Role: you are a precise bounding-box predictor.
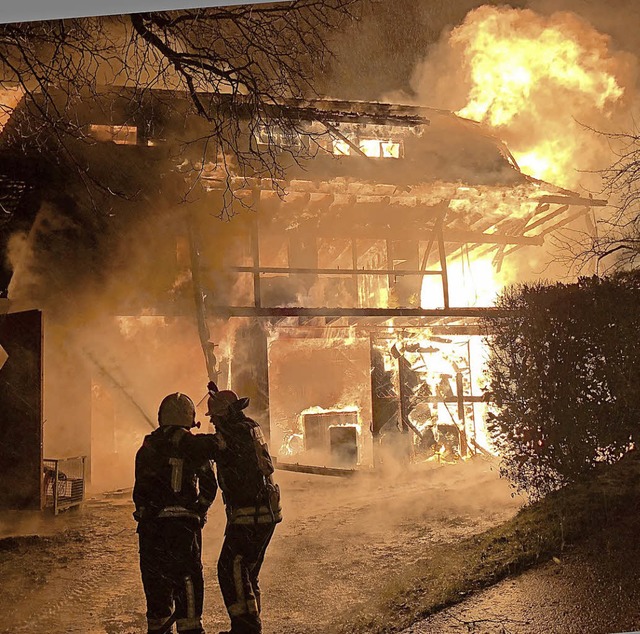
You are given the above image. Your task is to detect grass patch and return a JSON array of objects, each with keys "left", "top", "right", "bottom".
[{"left": 330, "top": 451, "right": 640, "bottom": 634}]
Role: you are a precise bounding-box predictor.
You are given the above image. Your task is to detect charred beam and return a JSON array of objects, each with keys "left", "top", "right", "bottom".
[
  {"left": 420, "top": 210, "right": 446, "bottom": 271},
  {"left": 424, "top": 396, "right": 486, "bottom": 403},
  {"left": 429, "top": 325, "right": 485, "bottom": 336},
  {"left": 187, "top": 215, "right": 218, "bottom": 382},
  {"left": 231, "top": 266, "right": 444, "bottom": 276},
  {"left": 264, "top": 99, "right": 431, "bottom": 127},
  {"left": 521, "top": 204, "right": 570, "bottom": 234},
  {"left": 437, "top": 224, "right": 450, "bottom": 309},
  {"left": 274, "top": 461, "right": 359, "bottom": 477},
  {"left": 351, "top": 238, "right": 359, "bottom": 301},
  {"left": 536, "top": 195, "right": 607, "bottom": 207},
  {"left": 208, "top": 306, "right": 508, "bottom": 318},
  {"left": 504, "top": 208, "right": 591, "bottom": 257},
  {"left": 286, "top": 226, "right": 545, "bottom": 245},
  {"left": 324, "top": 123, "right": 369, "bottom": 158}
]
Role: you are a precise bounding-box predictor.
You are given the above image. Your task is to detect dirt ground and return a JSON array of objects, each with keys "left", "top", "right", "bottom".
[
  {"left": 402, "top": 503, "right": 640, "bottom": 634},
  {"left": 0, "top": 459, "right": 520, "bottom": 634}
]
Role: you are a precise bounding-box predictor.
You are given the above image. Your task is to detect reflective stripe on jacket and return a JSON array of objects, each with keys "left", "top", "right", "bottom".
[
  {"left": 227, "top": 500, "right": 283, "bottom": 525},
  {"left": 133, "top": 426, "right": 218, "bottom": 523}
]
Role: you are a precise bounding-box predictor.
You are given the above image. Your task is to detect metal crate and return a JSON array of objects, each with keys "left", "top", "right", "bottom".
[{"left": 43, "top": 456, "right": 86, "bottom": 514}]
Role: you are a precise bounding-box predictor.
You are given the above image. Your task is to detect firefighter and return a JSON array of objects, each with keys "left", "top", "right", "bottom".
[
  {"left": 133, "top": 392, "right": 219, "bottom": 634},
  {"left": 206, "top": 386, "right": 282, "bottom": 634}
]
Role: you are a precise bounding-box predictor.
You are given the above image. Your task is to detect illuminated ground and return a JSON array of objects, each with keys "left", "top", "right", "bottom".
[
  {"left": 402, "top": 510, "right": 640, "bottom": 634},
  {"left": 0, "top": 459, "right": 519, "bottom": 634}
]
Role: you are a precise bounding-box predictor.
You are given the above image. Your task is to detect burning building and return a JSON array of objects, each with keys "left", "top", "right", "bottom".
[
  {"left": 179, "top": 97, "right": 606, "bottom": 472},
  {"left": 0, "top": 86, "right": 606, "bottom": 504}
]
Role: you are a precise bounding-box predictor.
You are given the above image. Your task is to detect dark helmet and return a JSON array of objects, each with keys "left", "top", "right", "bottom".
[
  {"left": 206, "top": 389, "right": 250, "bottom": 417},
  {"left": 158, "top": 392, "right": 196, "bottom": 427}
]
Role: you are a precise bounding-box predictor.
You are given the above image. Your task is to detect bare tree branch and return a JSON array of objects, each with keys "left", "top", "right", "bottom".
[
  {"left": 559, "top": 123, "right": 640, "bottom": 272},
  {"left": 0, "top": 1, "right": 365, "bottom": 216}
]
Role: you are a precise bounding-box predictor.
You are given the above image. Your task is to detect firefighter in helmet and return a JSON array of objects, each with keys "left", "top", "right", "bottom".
[
  {"left": 206, "top": 384, "right": 282, "bottom": 634},
  {"left": 133, "top": 392, "right": 219, "bottom": 634}
]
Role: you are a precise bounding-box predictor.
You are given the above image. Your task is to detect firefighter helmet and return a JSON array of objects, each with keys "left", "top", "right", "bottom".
[
  {"left": 206, "top": 389, "right": 250, "bottom": 417},
  {"left": 158, "top": 392, "right": 196, "bottom": 427}
]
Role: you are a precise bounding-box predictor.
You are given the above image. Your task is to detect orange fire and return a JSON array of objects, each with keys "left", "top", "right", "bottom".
[
  {"left": 421, "top": 254, "right": 513, "bottom": 309},
  {"left": 450, "top": 6, "right": 629, "bottom": 188}
]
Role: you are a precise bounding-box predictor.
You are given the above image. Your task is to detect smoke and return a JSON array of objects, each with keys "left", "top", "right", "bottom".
[
  {"left": 528, "top": 0, "right": 640, "bottom": 59},
  {"left": 2, "top": 144, "right": 225, "bottom": 492},
  {"left": 6, "top": 2, "right": 639, "bottom": 492}
]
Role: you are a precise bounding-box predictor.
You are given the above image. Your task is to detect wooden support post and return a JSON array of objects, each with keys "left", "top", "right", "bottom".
[
  {"left": 370, "top": 336, "right": 402, "bottom": 468},
  {"left": 386, "top": 239, "right": 394, "bottom": 295},
  {"left": 455, "top": 372, "right": 469, "bottom": 457},
  {"left": 584, "top": 208, "right": 598, "bottom": 275},
  {"left": 53, "top": 461, "right": 59, "bottom": 516},
  {"left": 467, "top": 340, "right": 477, "bottom": 454},
  {"left": 492, "top": 245, "right": 506, "bottom": 273},
  {"left": 187, "top": 214, "right": 218, "bottom": 382},
  {"left": 397, "top": 350, "right": 410, "bottom": 436},
  {"left": 437, "top": 225, "right": 450, "bottom": 309},
  {"left": 369, "top": 336, "right": 382, "bottom": 468},
  {"left": 251, "top": 216, "right": 262, "bottom": 309},
  {"left": 420, "top": 210, "right": 447, "bottom": 271},
  {"left": 351, "top": 238, "right": 359, "bottom": 305}
]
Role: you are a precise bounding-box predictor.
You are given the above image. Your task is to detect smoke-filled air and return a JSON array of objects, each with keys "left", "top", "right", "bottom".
[{"left": 2, "top": 3, "right": 640, "bottom": 633}]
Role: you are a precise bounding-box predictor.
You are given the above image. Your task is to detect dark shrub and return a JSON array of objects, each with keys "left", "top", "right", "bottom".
[{"left": 483, "top": 271, "right": 640, "bottom": 499}]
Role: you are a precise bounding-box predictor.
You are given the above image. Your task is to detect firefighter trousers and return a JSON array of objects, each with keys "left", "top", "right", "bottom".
[
  {"left": 138, "top": 517, "right": 205, "bottom": 634},
  {"left": 217, "top": 522, "right": 276, "bottom": 634}
]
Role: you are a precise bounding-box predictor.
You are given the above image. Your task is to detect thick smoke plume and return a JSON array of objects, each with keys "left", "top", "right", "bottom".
[{"left": 3, "top": 155, "right": 226, "bottom": 491}]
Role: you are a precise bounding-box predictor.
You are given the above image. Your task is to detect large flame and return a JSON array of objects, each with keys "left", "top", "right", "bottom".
[
  {"left": 446, "top": 6, "right": 630, "bottom": 187},
  {"left": 421, "top": 253, "right": 515, "bottom": 309}
]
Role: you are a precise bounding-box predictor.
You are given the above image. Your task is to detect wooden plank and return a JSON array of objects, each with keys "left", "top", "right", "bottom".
[
  {"left": 521, "top": 204, "right": 569, "bottom": 234},
  {"left": 251, "top": 215, "right": 262, "bottom": 308},
  {"left": 207, "top": 306, "right": 508, "bottom": 318},
  {"left": 274, "top": 461, "right": 361, "bottom": 477},
  {"left": 437, "top": 224, "right": 450, "bottom": 309},
  {"left": 537, "top": 195, "right": 607, "bottom": 207},
  {"left": 231, "top": 265, "right": 443, "bottom": 276},
  {"left": 420, "top": 210, "right": 446, "bottom": 271}
]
